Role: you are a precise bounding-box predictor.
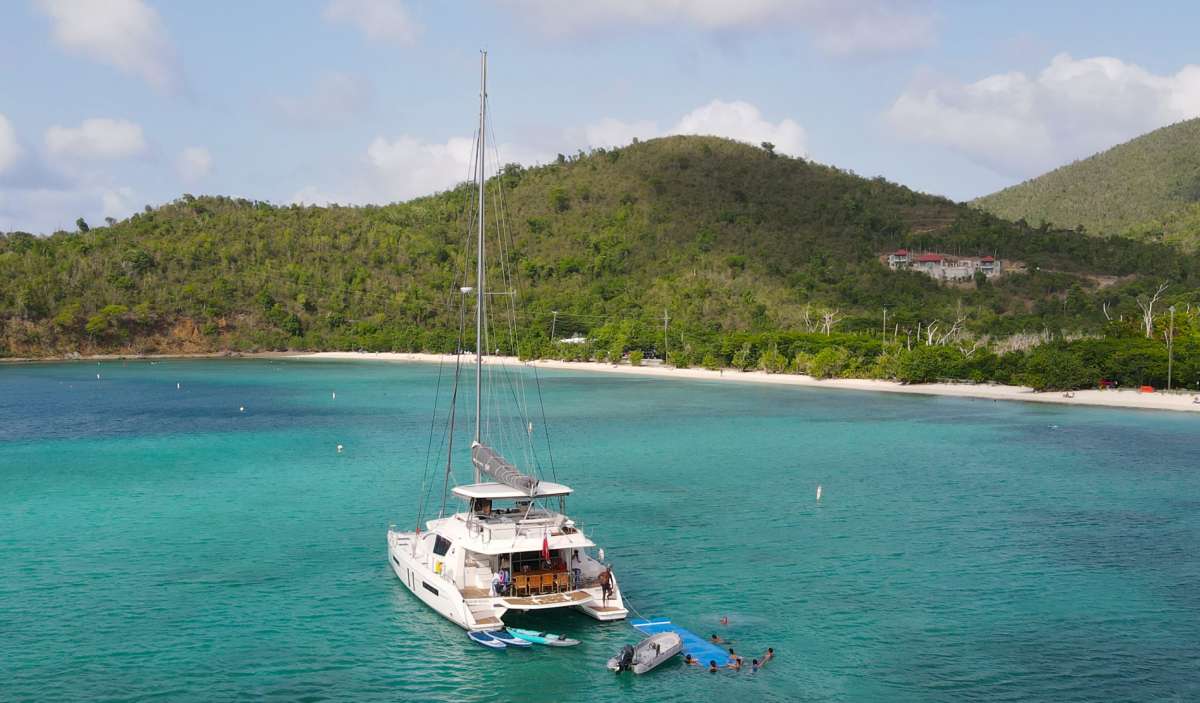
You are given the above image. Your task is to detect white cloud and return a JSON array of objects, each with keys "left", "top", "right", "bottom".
[
  {"left": 293, "top": 98, "right": 804, "bottom": 206},
  {"left": 0, "top": 185, "right": 140, "bottom": 233},
  {"left": 323, "top": 0, "right": 420, "bottom": 45},
  {"left": 504, "top": 0, "right": 934, "bottom": 57},
  {"left": 36, "top": 0, "right": 182, "bottom": 92},
  {"left": 177, "top": 146, "right": 212, "bottom": 183},
  {"left": 100, "top": 186, "right": 137, "bottom": 219},
  {"left": 571, "top": 99, "right": 806, "bottom": 156},
  {"left": 673, "top": 100, "right": 806, "bottom": 154},
  {"left": 885, "top": 53, "right": 1200, "bottom": 178},
  {"left": 45, "top": 118, "right": 147, "bottom": 161},
  {"left": 293, "top": 135, "right": 547, "bottom": 205},
  {"left": 273, "top": 72, "right": 373, "bottom": 127},
  {"left": 0, "top": 114, "right": 21, "bottom": 174}
]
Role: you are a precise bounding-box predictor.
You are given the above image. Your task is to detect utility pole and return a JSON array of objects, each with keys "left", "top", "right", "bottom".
[
  {"left": 1168, "top": 305, "right": 1175, "bottom": 391},
  {"left": 663, "top": 309, "right": 669, "bottom": 361},
  {"left": 882, "top": 307, "right": 888, "bottom": 341},
  {"left": 550, "top": 310, "right": 558, "bottom": 341}
]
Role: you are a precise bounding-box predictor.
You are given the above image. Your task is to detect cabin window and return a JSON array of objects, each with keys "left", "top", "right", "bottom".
[{"left": 433, "top": 535, "right": 452, "bottom": 557}]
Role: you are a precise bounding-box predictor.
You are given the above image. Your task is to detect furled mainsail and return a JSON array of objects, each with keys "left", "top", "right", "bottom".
[{"left": 471, "top": 442, "right": 539, "bottom": 495}]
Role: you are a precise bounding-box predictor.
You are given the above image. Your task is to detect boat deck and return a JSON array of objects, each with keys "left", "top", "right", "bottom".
[
  {"left": 462, "top": 586, "right": 597, "bottom": 607},
  {"left": 502, "top": 590, "right": 592, "bottom": 607}
]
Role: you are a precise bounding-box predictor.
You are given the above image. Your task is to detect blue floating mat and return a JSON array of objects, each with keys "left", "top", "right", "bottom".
[{"left": 631, "top": 618, "right": 731, "bottom": 666}]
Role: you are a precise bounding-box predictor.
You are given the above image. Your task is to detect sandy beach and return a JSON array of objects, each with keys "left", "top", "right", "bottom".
[{"left": 299, "top": 351, "right": 1200, "bottom": 414}]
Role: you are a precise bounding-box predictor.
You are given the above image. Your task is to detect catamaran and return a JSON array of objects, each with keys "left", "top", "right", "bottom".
[{"left": 386, "top": 52, "right": 627, "bottom": 632}]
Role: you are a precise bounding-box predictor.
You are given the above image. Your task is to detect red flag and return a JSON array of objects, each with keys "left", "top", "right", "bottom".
[{"left": 541, "top": 530, "right": 550, "bottom": 561}]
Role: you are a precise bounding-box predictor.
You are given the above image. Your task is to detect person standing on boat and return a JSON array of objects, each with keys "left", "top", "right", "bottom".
[
  {"left": 570, "top": 550, "right": 582, "bottom": 589},
  {"left": 599, "top": 565, "right": 613, "bottom": 604}
]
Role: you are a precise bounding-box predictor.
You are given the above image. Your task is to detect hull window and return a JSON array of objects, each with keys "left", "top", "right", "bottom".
[
  {"left": 391, "top": 555, "right": 401, "bottom": 566},
  {"left": 422, "top": 582, "right": 439, "bottom": 597}
]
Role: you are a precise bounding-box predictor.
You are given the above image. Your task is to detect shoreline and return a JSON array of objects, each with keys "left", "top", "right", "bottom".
[
  {"left": 298, "top": 351, "right": 1200, "bottom": 414},
  {"left": 0, "top": 351, "right": 294, "bottom": 364}
]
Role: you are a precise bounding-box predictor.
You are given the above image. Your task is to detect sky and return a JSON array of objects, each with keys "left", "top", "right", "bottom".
[{"left": 3, "top": 0, "right": 1200, "bottom": 233}]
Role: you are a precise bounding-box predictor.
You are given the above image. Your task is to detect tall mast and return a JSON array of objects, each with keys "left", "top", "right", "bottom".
[{"left": 474, "top": 50, "right": 487, "bottom": 480}]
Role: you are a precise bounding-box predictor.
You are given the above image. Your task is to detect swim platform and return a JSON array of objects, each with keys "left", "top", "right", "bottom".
[{"left": 631, "top": 618, "right": 732, "bottom": 667}]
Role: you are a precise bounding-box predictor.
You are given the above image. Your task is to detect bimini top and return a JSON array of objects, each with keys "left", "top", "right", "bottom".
[{"left": 452, "top": 481, "right": 573, "bottom": 500}]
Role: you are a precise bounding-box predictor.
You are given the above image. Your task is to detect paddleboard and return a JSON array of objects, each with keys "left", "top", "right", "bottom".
[
  {"left": 506, "top": 627, "right": 581, "bottom": 647},
  {"left": 468, "top": 630, "right": 506, "bottom": 649},
  {"left": 488, "top": 630, "right": 532, "bottom": 647}
]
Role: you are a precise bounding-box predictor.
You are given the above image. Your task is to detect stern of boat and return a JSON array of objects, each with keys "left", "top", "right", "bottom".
[{"left": 576, "top": 573, "right": 628, "bottom": 622}]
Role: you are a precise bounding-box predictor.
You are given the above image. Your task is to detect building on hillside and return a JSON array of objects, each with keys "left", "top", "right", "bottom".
[
  {"left": 887, "top": 249, "right": 912, "bottom": 269},
  {"left": 914, "top": 253, "right": 946, "bottom": 276},
  {"left": 904, "top": 252, "right": 1004, "bottom": 281}
]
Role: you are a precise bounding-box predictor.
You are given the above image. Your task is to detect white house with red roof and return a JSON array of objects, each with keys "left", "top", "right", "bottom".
[
  {"left": 887, "top": 249, "right": 912, "bottom": 268},
  {"left": 892, "top": 251, "right": 1004, "bottom": 281}
]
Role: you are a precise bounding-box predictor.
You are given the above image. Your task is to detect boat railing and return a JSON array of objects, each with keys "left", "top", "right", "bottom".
[{"left": 463, "top": 513, "right": 568, "bottom": 543}]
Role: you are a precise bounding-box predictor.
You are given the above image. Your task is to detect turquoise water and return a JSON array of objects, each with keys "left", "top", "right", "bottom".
[{"left": 2, "top": 359, "right": 1198, "bottom": 702}]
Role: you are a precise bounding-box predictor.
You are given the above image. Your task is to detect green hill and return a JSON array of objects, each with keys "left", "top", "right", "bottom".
[
  {"left": 2, "top": 135, "right": 1198, "bottom": 389},
  {"left": 973, "top": 118, "right": 1200, "bottom": 247}
]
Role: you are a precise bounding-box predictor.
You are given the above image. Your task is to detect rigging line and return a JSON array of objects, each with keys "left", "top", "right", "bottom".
[
  {"left": 414, "top": 346, "right": 448, "bottom": 530},
  {"left": 532, "top": 364, "right": 559, "bottom": 482},
  {"left": 439, "top": 299, "right": 467, "bottom": 518},
  {"left": 486, "top": 112, "right": 538, "bottom": 463},
  {"left": 422, "top": 128, "right": 481, "bottom": 519}
]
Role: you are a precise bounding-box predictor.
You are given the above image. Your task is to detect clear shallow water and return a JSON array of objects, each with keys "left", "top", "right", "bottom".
[{"left": 1, "top": 359, "right": 1198, "bottom": 702}]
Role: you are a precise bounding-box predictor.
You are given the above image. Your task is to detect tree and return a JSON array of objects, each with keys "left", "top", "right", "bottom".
[
  {"left": 731, "top": 342, "right": 753, "bottom": 370},
  {"left": 76, "top": 217, "right": 89, "bottom": 233},
  {"left": 84, "top": 304, "right": 129, "bottom": 338},
  {"left": 549, "top": 187, "right": 570, "bottom": 212},
  {"left": 1018, "top": 345, "right": 1098, "bottom": 391},
  {"left": 761, "top": 142, "right": 776, "bottom": 158},
  {"left": 52, "top": 302, "right": 82, "bottom": 331},
  {"left": 758, "top": 343, "right": 787, "bottom": 373},
  {"left": 809, "top": 346, "right": 851, "bottom": 379},
  {"left": 1136, "top": 282, "right": 1168, "bottom": 338}
]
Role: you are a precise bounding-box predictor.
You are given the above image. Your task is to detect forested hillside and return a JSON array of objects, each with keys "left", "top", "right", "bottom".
[
  {"left": 3, "top": 136, "right": 1199, "bottom": 389},
  {"left": 974, "top": 118, "right": 1200, "bottom": 249}
]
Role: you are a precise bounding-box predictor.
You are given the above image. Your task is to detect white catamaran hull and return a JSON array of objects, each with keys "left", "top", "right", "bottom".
[
  {"left": 388, "top": 528, "right": 627, "bottom": 630},
  {"left": 388, "top": 530, "right": 502, "bottom": 630}
]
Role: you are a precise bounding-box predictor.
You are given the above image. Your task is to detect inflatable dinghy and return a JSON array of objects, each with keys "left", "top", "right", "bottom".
[
  {"left": 606, "top": 632, "right": 682, "bottom": 674},
  {"left": 467, "top": 630, "right": 507, "bottom": 649},
  {"left": 506, "top": 627, "right": 580, "bottom": 647}
]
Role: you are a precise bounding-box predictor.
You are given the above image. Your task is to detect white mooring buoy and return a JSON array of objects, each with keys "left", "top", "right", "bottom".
[
  {"left": 332, "top": 391, "right": 336, "bottom": 400},
  {"left": 239, "top": 406, "right": 245, "bottom": 413},
  {"left": 337, "top": 444, "right": 344, "bottom": 453},
  {"left": 816, "top": 484, "right": 823, "bottom": 502},
  {"left": 176, "top": 382, "right": 181, "bottom": 390}
]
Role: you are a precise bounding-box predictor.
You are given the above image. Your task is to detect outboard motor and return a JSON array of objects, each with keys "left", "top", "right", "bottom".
[{"left": 617, "top": 644, "right": 634, "bottom": 672}]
